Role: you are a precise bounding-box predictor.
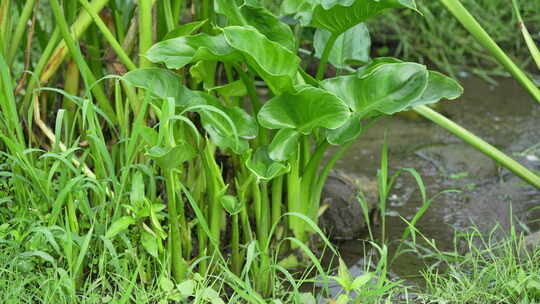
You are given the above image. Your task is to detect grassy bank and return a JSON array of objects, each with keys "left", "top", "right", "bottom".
[{"left": 369, "top": 0, "right": 540, "bottom": 81}]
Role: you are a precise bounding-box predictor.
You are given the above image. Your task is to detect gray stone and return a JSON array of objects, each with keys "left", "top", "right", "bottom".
[{"left": 319, "top": 170, "right": 378, "bottom": 240}]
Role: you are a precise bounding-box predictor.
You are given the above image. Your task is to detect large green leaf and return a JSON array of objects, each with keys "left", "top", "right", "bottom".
[
  {"left": 145, "top": 33, "right": 241, "bottom": 69},
  {"left": 321, "top": 62, "right": 428, "bottom": 118},
  {"left": 410, "top": 71, "right": 463, "bottom": 107},
  {"left": 122, "top": 68, "right": 201, "bottom": 107},
  {"left": 314, "top": 23, "right": 370, "bottom": 69},
  {"left": 223, "top": 26, "right": 300, "bottom": 94},
  {"left": 258, "top": 86, "right": 350, "bottom": 134},
  {"left": 311, "top": 0, "right": 417, "bottom": 35},
  {"left": 246, "top": 146, "right": 290, "bottom": 180}
]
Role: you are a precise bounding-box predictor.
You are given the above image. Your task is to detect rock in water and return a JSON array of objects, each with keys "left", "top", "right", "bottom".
[{"left": 319, "top": 170, "right": 378, "bottom": 240}]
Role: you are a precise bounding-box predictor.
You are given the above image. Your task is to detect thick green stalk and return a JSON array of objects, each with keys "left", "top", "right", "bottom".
[
  {"left": 163, "top": 0, "right": 175, "bottom": 31},
  {"left": 165, "top": 169, "right": 187, "bottom": 282},
  {"left": 414, "top": 105, "right": 540, "bottom": 189},
  {"left": 78, "top": 0, "right": 137, "bottom": 71},
  {"left": 316, "top": 32, "right": 339, "bottom": 80},
  {"left": 0, "top": 0, "right": 11, "bottom": 57},
  {"left": 231, "top": 213, "right": 240, "bottom": 275},
  {"left": 138, "top": 0, "right": 153, "bottom": 68},
  {"left": 7, "top": 0, "right": 37, "bottom": 64},
  {"left": 63, "top": 60, "right": 80, "bottom": 125},
  {"left": 202, "top": 143, "right": 224, "bottom": 254},
  {"left": 48, "top": 0, "right": 115, "bottom": 120},
  {"left": 271, "top": 176, "right": 283, "bottom": 230},
  {"left": 439, "top": 0, "right": 540, "bottom": 104},
  {"left": 287, "top": 150, "right": 305, "bottom": 242}
]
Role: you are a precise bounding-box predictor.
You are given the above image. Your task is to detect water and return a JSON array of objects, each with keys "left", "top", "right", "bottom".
[{"left": 331, "top": 76, "right": 540, "bottom": 286}]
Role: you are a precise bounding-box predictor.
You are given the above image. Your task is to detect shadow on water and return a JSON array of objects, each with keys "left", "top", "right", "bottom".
[{"left": 329, "top": 76, "right": 540, "bottom": 287}]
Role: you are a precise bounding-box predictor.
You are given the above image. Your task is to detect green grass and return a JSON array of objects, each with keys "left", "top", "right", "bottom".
[
  {"left": 369, "top": 0, "right": 540, "bottom": 81},
  {"left": 407, "top": 226, "right": 540, "bottom": 304}
]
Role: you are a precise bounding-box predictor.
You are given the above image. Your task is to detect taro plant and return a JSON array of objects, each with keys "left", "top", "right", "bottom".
[{"left": 129, "top": 0, "right": 466, "bottom": 287}]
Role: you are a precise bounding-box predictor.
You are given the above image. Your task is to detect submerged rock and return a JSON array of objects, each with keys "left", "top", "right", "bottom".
[{"left": 319, "top": 170, "right": 378, "bottom": 240}]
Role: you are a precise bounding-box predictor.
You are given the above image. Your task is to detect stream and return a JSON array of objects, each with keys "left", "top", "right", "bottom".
[{"left": 330, "top": 75, "right": 540, "bottom": 289}]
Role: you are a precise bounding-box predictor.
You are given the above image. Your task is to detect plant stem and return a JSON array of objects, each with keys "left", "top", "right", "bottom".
[
  {"left": 78, "top": 0, "right": 137, "bottom": 71},
  {"left": 165, "top": 169, "right": 187, "bottom": 282},
  {"left": 163, "top": 0, "right": 175, "bottom": 32},
  {"left": 202, "top": 143, "right": 224, "bottom": 254},
  {"left": 271, "top": 176, "right": 283, "bottom": 230},
  {"left": 414, "top": 105, "right": 540, "bottom": 189},
  {"left": 7, "top": 0, "right": 36, "bottom": 64},
  {"left": 138, "top": 0, "right": 153, "bottom": 68},
  {"left": 316, "top": 32, "right": 338, "bottom": 80},
  {"left": 48, "top": 0, "right": 115, "bottom": 120},
  {"left": 439, "top": 0, "right": 540, "bottom": 104},
  {"left": 40, "top": 0, "right": 110, "bottom": 84},
  {"left": 312, "top": 140, "right": 355, "bottom": 219},
  {"left": 231, "top": 213, "right": 240, "bottom": 275},
  {"left": 287, "top": 149, "right": 305, "bottom": 242}
]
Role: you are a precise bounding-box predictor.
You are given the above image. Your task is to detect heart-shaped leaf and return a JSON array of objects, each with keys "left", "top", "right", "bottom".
[
  {"left": 223, "top": 26, "right": 300, "bottom": 94},
  {"left": 321, "top": 62, "right": 428, "bottom": 118},
  {"left": 314, "top": 23, "right": 371, "bottom": 69},
  {"left": 311, "top": 0, "right": 417, "bottom": 35},
  {"left": 410, "top": 71, "right": 463, "bottom": 107},
  {"left": 122, "top": 68, "right": 202, "bottom": 107},
  {"left": 220, "top": 195, "right": 242, "bottom": 215},
  {"left": 268, "top": 128, "right": 301, "bottom": 161},
  {"left": 146, "top": 33, "right": 242, "bottom": 70},
  {"left": 146, "top": 142, "right": 197, "bottom": 169},
  {"left": 258, "top": 86, "right": 350, "bottom": 134},
  {"left": 246, "top": 146, "right": 291, "bottom": 180}
]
